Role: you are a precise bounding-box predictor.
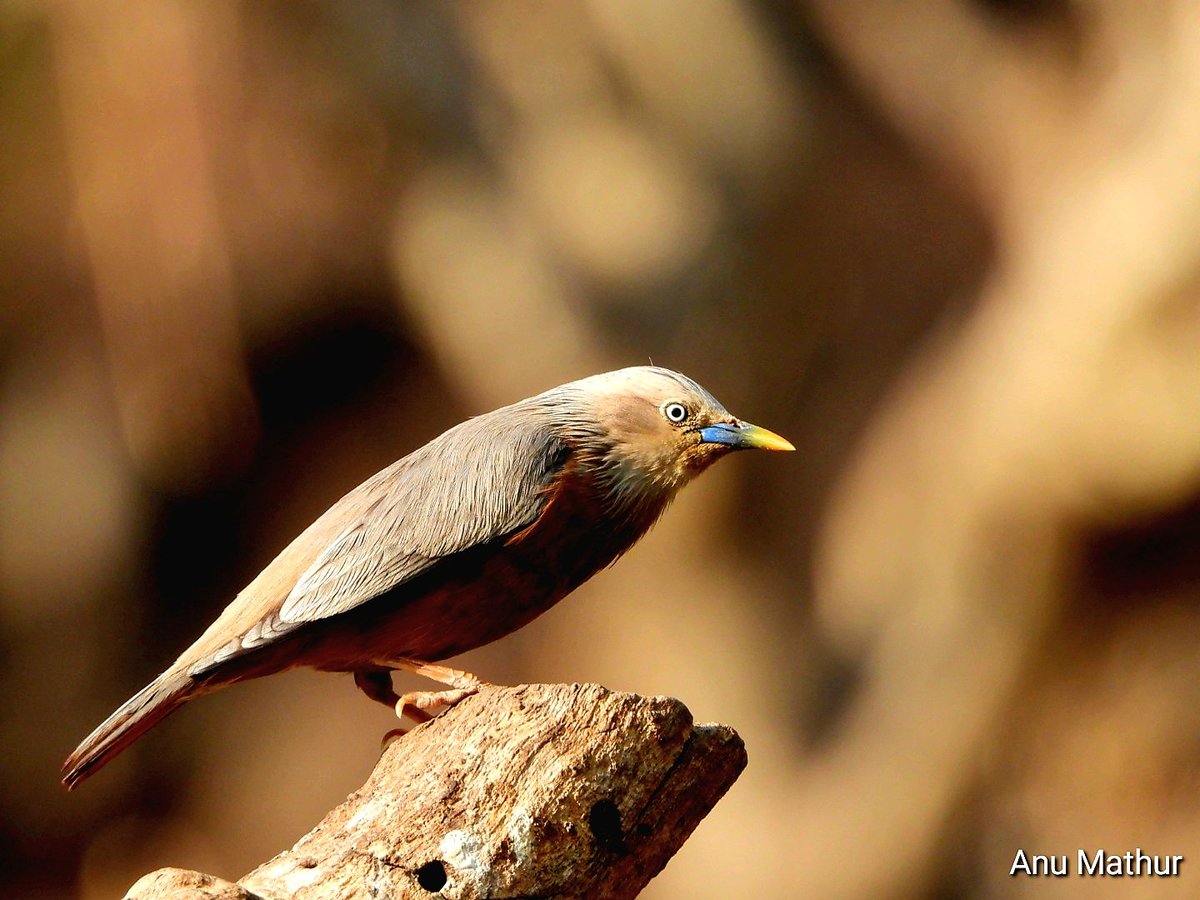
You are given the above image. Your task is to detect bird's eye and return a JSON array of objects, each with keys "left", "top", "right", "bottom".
[{"left": 662, "top": 402, "right": 688, "bottom": 424}]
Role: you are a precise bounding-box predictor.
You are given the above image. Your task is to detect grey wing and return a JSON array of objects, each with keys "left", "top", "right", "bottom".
[
  {"left": 279, "top": 415, "right": 567, "bottom": 626},
  {"left": 199, "top": 413, "right": 567, "bottom": 669}
]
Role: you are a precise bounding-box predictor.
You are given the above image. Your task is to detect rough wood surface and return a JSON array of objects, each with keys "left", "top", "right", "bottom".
[{"left": 124, "top": 683, "right": 746, "bottom": 900}]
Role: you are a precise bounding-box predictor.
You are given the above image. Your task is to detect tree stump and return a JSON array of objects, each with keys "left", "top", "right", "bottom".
[{"left": 124, "top": 683, "right": 747, "bottom": 899}]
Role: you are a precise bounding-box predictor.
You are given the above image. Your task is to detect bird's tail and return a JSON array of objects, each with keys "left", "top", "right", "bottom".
[{"left": 61, "top": 669, "right": 194, "bottom": 790}]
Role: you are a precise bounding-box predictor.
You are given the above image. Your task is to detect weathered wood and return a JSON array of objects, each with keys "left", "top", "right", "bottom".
[{"left": 124, "top": 683, "right": 746, "bottom": 899}]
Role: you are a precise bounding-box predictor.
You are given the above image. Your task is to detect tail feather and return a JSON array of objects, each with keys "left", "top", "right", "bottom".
[{"left": 61, "top": 670, "right": 194, "bottom": 790}]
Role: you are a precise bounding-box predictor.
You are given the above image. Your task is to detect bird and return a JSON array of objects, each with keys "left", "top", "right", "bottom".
[{"left": 62, "top": 366, "right": 793, "bottom": 789}]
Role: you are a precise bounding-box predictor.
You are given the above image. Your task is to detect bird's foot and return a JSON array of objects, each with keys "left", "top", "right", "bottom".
[
  {"left": 396, "top": 686, "right": 479, "bottom": 723},
  {"left": 367, "top": 656, "right": 484, "bottom": 747},
  {"left": 378, "top": 685, "right": 480, "bottom": 751}
]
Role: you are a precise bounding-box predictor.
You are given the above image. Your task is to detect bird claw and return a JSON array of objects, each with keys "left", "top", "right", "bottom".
[
  {"left": 378, "top": 687, "right": 476, "bottom": 753},
  {"left": 395, "top": 687, "right": 478, "bottom": 724},
  {"left": 367, "top": 659, "right": 483, "bottom": 751},
  {"left": 380, "top": 727, "right": 406, "bottom": 751}
]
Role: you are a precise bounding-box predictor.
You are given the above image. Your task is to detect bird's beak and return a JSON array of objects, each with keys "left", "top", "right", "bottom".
[{"left": 698, "top": 421, "right": 796, "bottom": 452}]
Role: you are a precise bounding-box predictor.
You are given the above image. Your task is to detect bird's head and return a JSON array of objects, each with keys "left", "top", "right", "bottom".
[{"left": 544, "top": 366, "right": 794, "bottom": 508}]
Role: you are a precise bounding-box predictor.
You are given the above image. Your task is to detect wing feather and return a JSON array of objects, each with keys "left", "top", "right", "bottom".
[
  {"left": 280, "top": 414, "right": 567, "bottom": 626},
  {"left": 191, "top": 407, "right": 568, "bottom": 671}
]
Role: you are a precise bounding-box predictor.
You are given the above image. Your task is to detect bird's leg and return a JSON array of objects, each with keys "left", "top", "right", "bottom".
[
  {"left": 353, "top": 668, "right": 401, "bottom": 708},
  {"left": 369, "top": 656, "right": 484, "bottom": 726}
]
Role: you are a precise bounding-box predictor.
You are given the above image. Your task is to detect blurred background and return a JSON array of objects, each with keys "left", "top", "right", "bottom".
[{"left": 4, "top": 1, "right": 1200, "bottom": 897}]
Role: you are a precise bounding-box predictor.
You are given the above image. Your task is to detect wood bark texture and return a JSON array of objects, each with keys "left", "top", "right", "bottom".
[{"left": 123, "top": 683, "right": 746, "bottom": 899}]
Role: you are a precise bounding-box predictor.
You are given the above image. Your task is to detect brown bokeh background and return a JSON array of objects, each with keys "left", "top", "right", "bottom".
[{"left": 5, "top": 2, "right": 1200, "bottom": 897}]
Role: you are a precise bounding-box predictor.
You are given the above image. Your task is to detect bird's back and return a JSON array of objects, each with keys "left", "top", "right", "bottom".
[{"left": 177, "top": 404, "right": 571, "bottom": 679}]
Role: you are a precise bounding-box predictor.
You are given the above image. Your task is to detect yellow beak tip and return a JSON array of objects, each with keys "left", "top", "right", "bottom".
[
  {"left": 742, "top": 424, "right": 796, "bottom": 452},
  {"left": 761, "top": 435, "right": 796, "bottom": 452}
]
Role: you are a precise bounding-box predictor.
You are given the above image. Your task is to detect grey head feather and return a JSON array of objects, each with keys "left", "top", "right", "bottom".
[
  {"left": 531, "top": 366, "right": 725, "bottom": 445},
  {"left": 534, "top": 366, "right": 730, "bottom": 502}
]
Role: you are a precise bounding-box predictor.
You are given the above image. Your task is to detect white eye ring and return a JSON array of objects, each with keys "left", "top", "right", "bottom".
[{"left": 662, "top": 402, "right": 688, "bottom": 424}]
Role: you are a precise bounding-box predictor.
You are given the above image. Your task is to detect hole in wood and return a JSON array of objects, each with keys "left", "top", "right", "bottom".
[
  {"left": 589, "top": 799, "right": 627, "bottom": 853},
  {"left": 417, "top": 860, "right": 448, "bottom": 892}
]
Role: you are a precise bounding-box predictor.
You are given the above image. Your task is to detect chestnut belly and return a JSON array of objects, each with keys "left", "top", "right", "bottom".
[{"left": 306, "top": 540, "right": 585, "bottom": 667}]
